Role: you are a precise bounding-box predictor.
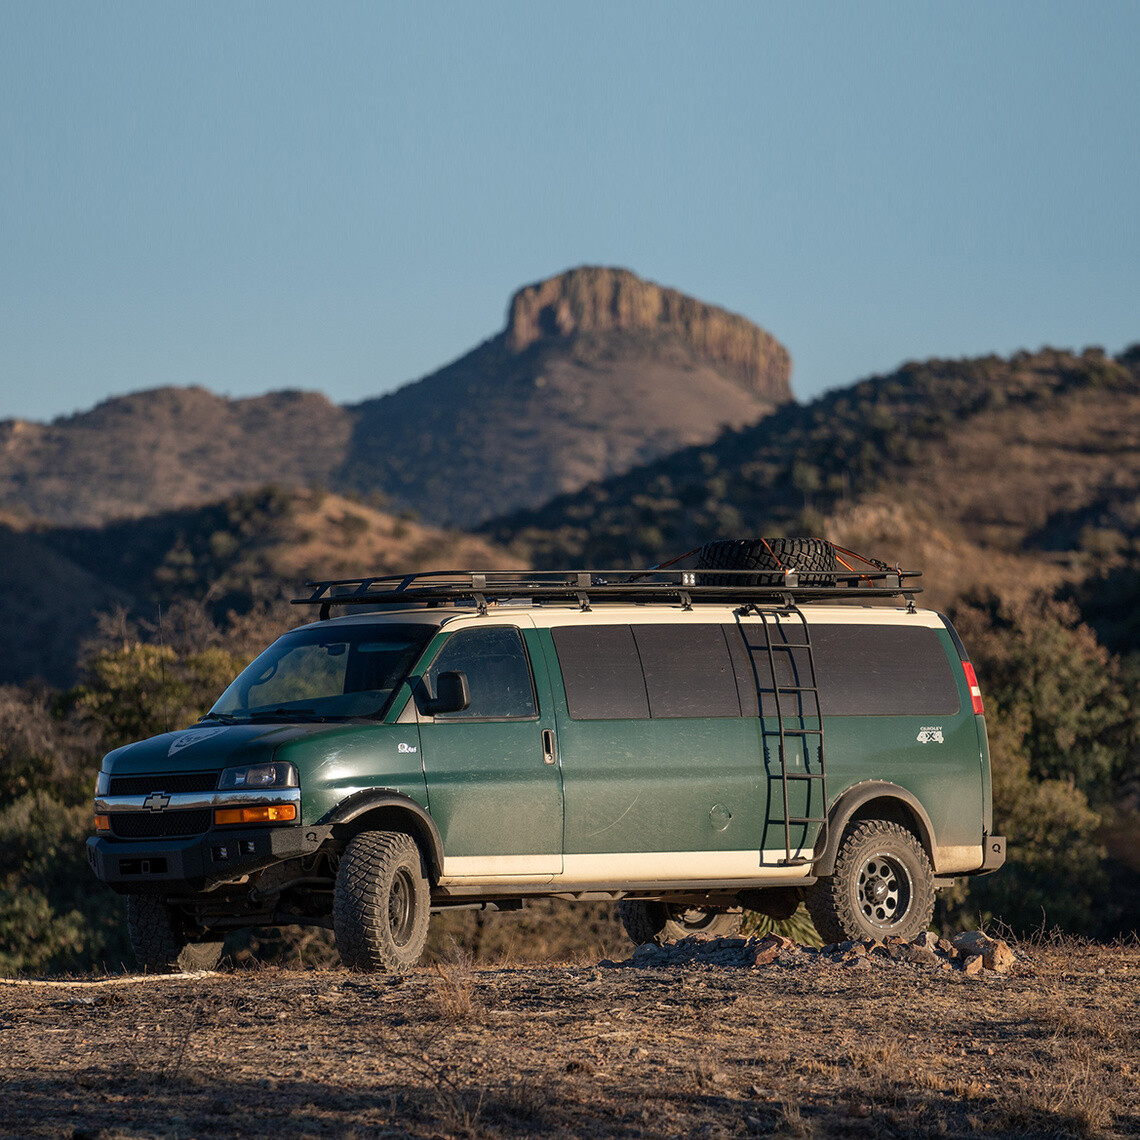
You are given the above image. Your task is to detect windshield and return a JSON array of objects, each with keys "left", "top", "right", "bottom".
[{"left": 207, "top": 623, "right": 436, "bottom": 722}]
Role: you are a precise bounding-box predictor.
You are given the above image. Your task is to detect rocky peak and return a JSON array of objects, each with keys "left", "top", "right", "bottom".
[{"left": 504, "top": 266, "right": 792, "bottom": 398}]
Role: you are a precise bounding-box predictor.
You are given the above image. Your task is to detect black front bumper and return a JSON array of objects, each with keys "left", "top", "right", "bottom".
[{"left": 87, "top": 824, "right": 331, "bottom": 894}]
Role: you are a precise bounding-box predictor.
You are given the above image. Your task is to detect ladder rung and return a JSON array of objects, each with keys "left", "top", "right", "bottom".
[
  {"left": 776, "top": 728, "right": 823, "bottom": 737},
  {"left": 769, "top": 685, "right": 820, "bottom": 694},
  {"left": 767, "top": 643, "right": 811, "bottom": 651},
  {"left": 788, "top": 816, "right": 828, "bottom": 825},
  {"left": 777, "top": 857, "right": 813, "bottom": 867},
  {"left": 781, "top": 772, "right": 826, "bottom": 780}
]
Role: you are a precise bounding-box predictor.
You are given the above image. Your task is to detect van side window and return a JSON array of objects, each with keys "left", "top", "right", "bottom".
[
  {"left": 724, "top": 622, "right": 814, "bottom": 718},
  {"left": 724, "top": 621, "right": 960, "bottom": 717},
  {"left": 425, "top": 627, "right": 537, "bottom": 719},
  {"left": 551, "top": 626, "right": 650, "bottom": 720},
  {"left": 633, "top": 625, "right": 742, "bottom": 718},
  {"left": 811, "top": 625, "right": 960, "bottom": 716}
]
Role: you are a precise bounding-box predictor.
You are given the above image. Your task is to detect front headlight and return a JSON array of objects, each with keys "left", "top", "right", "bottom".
[
  {"left": 218, "top": 762, "right": 298, "bottom": 790},
  {"left": 94, "top": 771, "right": 110, "bottom": 796}
]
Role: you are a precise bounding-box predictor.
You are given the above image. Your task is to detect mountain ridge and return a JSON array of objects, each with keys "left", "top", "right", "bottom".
[{"left": 0, "top": 267, "right": 791, "bottom": 528}]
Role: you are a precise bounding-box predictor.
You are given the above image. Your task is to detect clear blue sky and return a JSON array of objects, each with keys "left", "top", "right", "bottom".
[{"left": 2, "top": 2, "right": 1137, "bottom": 424}]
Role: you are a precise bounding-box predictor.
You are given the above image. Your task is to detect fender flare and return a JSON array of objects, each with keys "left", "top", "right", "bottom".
[
  {"left": 813, "top": 781, "right": 937, "bottom": 877},
  {"left": 319, "top": 789, "right": 444, "bottom": 882}
]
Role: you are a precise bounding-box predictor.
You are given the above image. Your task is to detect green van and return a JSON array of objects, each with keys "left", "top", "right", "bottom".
[{"left": 87, "top": 547, "right": 1005, "bottom": 972}]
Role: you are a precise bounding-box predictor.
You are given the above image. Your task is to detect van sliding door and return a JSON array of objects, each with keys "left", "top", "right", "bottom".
[{"left": 545, "top": 623, "right": 764, "bottom": 884}]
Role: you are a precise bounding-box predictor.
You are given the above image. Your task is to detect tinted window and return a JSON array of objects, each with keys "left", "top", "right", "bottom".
[
  {"left": 551, "top": 625, "right": 650, "bottom": 720},
  {"left": 724, "top": 621, "right": 816, "bottom": 718},
  {"left": 724, "top": 620, "right": 960, "bottom": 717},
  {"left": 425, "top": 626, "right": 537, "bottom": 719},
  {"left": 812, "top": 624, "right": 960, "bottom": 716},
  {"left": 634, "top": 625, "right": 741, "bottom": 718}
]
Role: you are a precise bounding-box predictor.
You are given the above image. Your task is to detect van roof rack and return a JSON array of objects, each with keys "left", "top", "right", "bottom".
[{"left": 293, "top": 567, "right": 922, "bottom": 620}]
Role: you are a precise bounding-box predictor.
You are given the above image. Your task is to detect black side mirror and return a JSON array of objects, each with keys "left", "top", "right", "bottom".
[{"left": 423, "top": 670, "right": 471, "bottom": 716}]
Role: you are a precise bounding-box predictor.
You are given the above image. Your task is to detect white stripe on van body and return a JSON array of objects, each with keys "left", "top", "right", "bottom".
[
  {"left": 439, "top": 850, "right": 814, "bottom": 885},
  {"left": 507, "top": 604, "right": 944, "bottom": 631}
]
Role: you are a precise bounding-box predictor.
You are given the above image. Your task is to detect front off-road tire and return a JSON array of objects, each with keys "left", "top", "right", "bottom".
[
  {"left": 126, "top": 895, "right": 224, "bottom": 973},
  {"left": 805, "top": 820, "right": 935, "bottom": 943},
  {"left": 334, "top": 830, "right": 431, "bottom": 972},
  {"left": 696, "top": 537, "right": 838, "bottom": 588},
  {"left": 619, "top": 901, "right": 743, "bottom": 947}
]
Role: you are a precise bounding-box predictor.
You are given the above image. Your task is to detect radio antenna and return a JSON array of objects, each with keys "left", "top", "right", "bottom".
[{"left": 157, "top": 605, "right": 170, "bottom": 735}]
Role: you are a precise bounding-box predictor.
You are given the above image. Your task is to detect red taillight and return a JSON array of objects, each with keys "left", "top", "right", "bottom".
[{"left": 962, "top": 661, "right": 985, "bottom": 715}]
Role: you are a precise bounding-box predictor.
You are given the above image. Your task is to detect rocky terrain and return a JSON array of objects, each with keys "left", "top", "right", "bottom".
[
  {"left": 0, "top": 267, "right": 791, "bottom": 528},
  {"left": 1, "top": 936, "right": 1134, "bottom": 1139}
]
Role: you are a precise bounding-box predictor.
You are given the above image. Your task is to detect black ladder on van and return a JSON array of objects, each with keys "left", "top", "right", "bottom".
[{"left": 750, "top": 605, "right": 829, "bottom": 866}]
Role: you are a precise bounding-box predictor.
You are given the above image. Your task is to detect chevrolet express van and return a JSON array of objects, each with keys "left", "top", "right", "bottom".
[{"left": 88, "top": 543, "right": 1004, "bottom": 972}]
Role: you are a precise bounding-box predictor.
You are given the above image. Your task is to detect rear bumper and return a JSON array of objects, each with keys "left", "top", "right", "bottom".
[{"left": 86, "top": 824, "right": 330, "bottom": 894}]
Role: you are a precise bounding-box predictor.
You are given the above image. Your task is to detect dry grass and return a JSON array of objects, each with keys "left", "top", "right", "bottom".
[
  {"left": 429, "top": 941, "right": 481, "bottom": 1023},
  {"left": 0, "top": 941, "right": 1136, "bottom": 1138}
]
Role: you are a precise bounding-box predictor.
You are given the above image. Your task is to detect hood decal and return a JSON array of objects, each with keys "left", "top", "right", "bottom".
[{"left": 168, "top": 726, "right": 228, "bottom": 756}]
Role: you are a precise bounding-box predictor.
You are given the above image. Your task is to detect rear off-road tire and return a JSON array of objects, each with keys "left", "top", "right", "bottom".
[
  {"left": 126, "top": 895, "right": 224, "bottom": 973},
  {"left": 696, "top": 538, "right": 837, "bottom": 587},
  {"left": 805, "top": 820, "right": 935, "bottom": 943},
  {"left": 618, "top": 901, "right": 743, "bottom": 947},
  {"left": 334, "top": 830, "right": 431, "bottom": 972}
]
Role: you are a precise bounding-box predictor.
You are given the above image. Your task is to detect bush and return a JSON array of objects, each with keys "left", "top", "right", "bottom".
[
  {"left": 945, "top": 592, "right": 1136, "bottom": 936},
  {"left": 0, "top": 793, "right": 129, "bottom": 974},
  {"left": 944, "top": 711, "right": 1108, "bottom": 936},
  {"left": 951, "top": 593, "right": 1137, "bottom": 798}
]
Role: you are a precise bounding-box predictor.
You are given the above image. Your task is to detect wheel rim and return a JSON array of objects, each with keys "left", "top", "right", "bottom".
[
  {"left": 388, "top": 867, "right": 416, "bottom": 947},
  {"left": 855, "top": 851, "right": 912, "bottom": 930}
]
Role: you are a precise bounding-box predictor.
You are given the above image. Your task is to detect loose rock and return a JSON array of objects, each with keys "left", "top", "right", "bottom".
[
  {"left": 952, "top": 932, "right": 1015, "bottom": 974},
  {"left": 608, "top": 929, "right": 1016, "bottom": 976}
]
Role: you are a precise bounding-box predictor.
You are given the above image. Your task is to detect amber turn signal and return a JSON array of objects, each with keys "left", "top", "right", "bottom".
[
  {"left": 94, "top": 814, "right": 111, "bottom": 833},
  {"left": 214, "top": 804, "right": 298, "bottom": 826}
]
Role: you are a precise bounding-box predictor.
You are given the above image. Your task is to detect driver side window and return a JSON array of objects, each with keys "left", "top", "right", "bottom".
[{"left": 425, "top": 627, "right": 537, "bottom": 719}]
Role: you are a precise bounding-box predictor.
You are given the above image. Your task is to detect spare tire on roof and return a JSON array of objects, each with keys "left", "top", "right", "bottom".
[{"left": 696, "top": 538, "right": 837, "bottom": 587}]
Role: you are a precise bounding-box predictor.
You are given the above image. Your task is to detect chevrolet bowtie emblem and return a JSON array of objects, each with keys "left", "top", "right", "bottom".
[{"left": 142, "top": 792, "right": 172, "bottom": 812}]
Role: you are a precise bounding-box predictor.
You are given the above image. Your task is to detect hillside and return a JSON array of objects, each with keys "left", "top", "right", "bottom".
[
  {"left": 0, "top": 522, "right": 136, "bottom": 688},
  {"left": 486, "top": 346, "right": 1140, "bottom": 613},
  {"left": 340, "top": 267, "right": 790, "bottom": 525},
  {"left": 0, "top": 388, "right": 351, "bottom": 527},
  {"left": 0, "top": 487, "right": 523, "bottom": 687},
  {"left": 0, "top": 267, "right": 791, "bottom": 528}
]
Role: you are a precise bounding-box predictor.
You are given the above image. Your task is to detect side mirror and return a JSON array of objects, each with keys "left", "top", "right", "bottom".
[{"left": 423, "top": 671, "right": 471, "bottom": 716}]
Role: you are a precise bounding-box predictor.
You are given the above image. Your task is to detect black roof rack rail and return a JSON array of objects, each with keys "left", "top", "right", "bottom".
[{"left": 292, "top": 568, "right": 922, "bottom": 620}]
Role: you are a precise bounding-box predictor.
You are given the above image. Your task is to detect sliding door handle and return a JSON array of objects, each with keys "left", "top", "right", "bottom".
[{"left": 542, "top": 729, "right": 557, "bottom": 765}]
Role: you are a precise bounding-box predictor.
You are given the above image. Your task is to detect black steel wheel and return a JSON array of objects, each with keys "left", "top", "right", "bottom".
[
  {"left": 805, "top": 820, "right": 935, "bottom": 942},
  {"left": 334, "top": 830, "right": 431, "bottom": 972},
  {"left": 619, "top": 900, "right": 742, "bottom": 947},
  {"left": 126, "top": 895, "right": 224, "bottom": 973},
  {"left": 696, "top": 538, "right": 837, "bottom": 587}
]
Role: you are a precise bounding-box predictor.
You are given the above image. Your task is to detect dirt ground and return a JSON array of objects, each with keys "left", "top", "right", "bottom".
[{"left": 0, "top": 938, "right": 1136, "bottom": 1140}]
